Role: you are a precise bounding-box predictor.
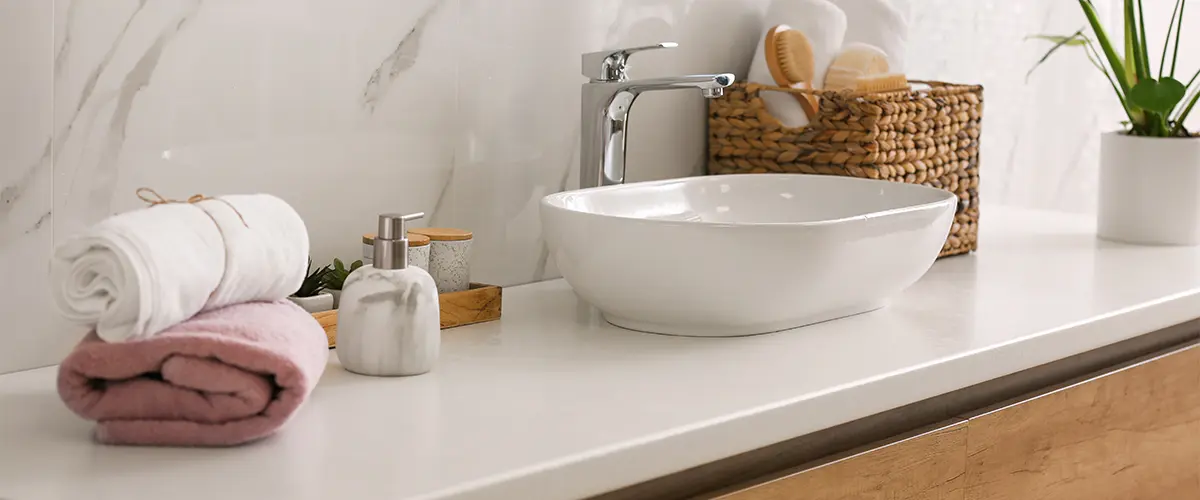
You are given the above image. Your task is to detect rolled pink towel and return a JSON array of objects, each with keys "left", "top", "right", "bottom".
[{"left": 57, "top": 300, "right": 328, "bottom": 446}]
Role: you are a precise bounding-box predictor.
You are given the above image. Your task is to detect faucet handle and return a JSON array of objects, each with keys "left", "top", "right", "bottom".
[{"left": 581, "top": 42, "right": 678, "bottom": 82}]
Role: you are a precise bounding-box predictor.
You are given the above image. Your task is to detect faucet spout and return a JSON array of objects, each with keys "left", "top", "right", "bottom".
[
  {"left": 580, "top": 72, "right": 734, "bottom": 189},
  {"left": 620, "top": 73, "right": 734, "bottom": 94}
]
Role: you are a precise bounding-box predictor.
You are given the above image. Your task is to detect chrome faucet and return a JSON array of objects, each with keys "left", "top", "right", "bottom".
[{"left": 580, "top": 42, "right": 735, "bottom": 189}]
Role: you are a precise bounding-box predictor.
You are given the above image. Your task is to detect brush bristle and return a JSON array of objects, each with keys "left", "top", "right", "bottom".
[
  {"left": 824, "top": 43, "right": 890, "bottom": 90},
  {"left": 824, "top": 67, "right": 862, "bottom": 92},
  {"left": 855, "top": 73, "right": 909, "bottom": 93},
  {"left": 773, "top": 30, "right": 813, "bottom": 83}
]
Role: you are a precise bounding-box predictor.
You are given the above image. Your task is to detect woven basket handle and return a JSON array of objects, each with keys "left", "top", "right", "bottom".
[
  {"left": 744, "top": 83, "right": 818, "bottom": 96},
  {"left": 748, "top": 80, "right": 955, "bottom": 99},
  {"left": 907, "top": 79, "right": 955, "bottom": 86}
]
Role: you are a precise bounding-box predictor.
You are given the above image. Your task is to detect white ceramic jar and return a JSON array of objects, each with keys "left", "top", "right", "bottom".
[
  {"left": 409, "top": 227, "right": 472, "bottom": 293},
  {"left": 288, "top": 292, "right": 334, "bottom": 313},
  {"left": 1099, "top": 131, "right": 1200, "bottom": 245},
  {"left": 361, "top": 233, "right": 374, "bottom": 263}
]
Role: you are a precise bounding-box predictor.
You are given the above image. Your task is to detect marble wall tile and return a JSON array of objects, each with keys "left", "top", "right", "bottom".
[
  {"left": 0, "top": 0, "right": 78, "bottom": 374},
  {"left": 51, "top": 0, "right": 459, "bottom": 268}
]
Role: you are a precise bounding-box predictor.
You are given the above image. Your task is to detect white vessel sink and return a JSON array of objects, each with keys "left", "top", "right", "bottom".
[{"left": 540, "top": 174, "right": 957, "bottom": 337}]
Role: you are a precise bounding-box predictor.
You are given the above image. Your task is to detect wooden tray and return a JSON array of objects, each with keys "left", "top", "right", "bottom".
[{"left": 312, "top": 282, "right": 502, "bottom": 348}]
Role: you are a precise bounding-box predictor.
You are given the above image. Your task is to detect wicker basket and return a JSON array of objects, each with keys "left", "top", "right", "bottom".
[{"left": 707, "top": 81, "right": 983, "bottom": 257}]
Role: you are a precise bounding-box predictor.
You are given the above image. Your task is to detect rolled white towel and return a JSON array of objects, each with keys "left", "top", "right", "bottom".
[
  {"left": 748, "top": 29, "right": 812, "bottom": 128},
  {"left": 748, "top": 0, "right": 848, "bottom": 127},
  {"left": 51, "top": 194, "right": 309, "bottom": 342},
  {"left": 767, "top": 0, "right": 847, "bottom": 96},
  {"left": 830, "top": 0, "right": 908, "bottom": 73}
]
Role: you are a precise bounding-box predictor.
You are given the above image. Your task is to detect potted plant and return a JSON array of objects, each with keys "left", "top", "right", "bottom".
[
  {"left": 1034, "top": 0, "right": 1200, "bottom": 245},
  {"left": 289, "top": 259, "right": 334, "bottom": 313},
  {"left": 322, "top": 258, "right": 364, "bottom": 308}
]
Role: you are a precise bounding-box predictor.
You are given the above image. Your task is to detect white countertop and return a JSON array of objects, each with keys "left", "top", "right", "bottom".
[{"left": 6, "top": 207, "right": 1200, "bottom": 500}]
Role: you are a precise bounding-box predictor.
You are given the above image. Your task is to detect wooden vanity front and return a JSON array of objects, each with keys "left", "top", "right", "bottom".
[
  {"left": 703, "top": 342, "right": 1200, "bottom": 500},
  {"left": 962, "top": 341, "right": 1200, "bottom": 500}
]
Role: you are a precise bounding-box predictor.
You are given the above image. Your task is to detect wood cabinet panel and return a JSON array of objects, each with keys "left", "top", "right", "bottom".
[
  {"left": 718, "top": 422, "right": 967, "bottom": 500},
  {"left": 963, "top": 343, "right": 1200, "bottom": 500}
]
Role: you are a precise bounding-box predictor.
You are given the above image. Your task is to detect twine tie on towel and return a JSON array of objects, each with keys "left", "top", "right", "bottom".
[
  {"left": 134, "top": 187, "right": 249, "bottom": 303},
  {"left": 135, "top": 187, "right": 248, "bottom": 227}
]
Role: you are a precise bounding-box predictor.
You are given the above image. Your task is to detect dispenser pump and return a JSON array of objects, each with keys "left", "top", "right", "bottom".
[{"left": 374, "top": 212, "right": 424, "bottom": 270}]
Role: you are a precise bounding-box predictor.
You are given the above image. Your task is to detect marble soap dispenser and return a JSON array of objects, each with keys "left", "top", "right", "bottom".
[{"left": 337, "top": 212, "right": 440, "bottom": 376}]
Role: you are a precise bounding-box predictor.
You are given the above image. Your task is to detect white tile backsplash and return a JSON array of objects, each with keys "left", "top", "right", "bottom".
[
  {"left": 906, "top": 0, "right": 1123, "bottom": 216},
  {"left": 0, "top": 0, "right": 1190, "bottom": 372},
  {"left": 1, "top": 0, "right": 84, "bottom": 373}
]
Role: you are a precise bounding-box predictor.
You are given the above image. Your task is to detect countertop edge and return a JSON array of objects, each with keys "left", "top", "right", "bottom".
[{"left": 429, "top": 286, "right": 1200, "bottom": 500}]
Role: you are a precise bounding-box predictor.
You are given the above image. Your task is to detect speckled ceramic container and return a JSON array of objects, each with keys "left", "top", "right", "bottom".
[
  {"left": 409, "top": 228, "right": 472, "bottom": 293},
  {"left": 408, "top": 236, "right": 431, "bottom": 271}
]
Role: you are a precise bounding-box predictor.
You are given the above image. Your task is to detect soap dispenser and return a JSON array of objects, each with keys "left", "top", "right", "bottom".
[{"left": 337, "top": 212, "right": 440, "bottom": 376}]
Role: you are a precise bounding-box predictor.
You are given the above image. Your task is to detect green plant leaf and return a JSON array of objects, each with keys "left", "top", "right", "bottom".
[
  {"left": 322, "top": 270, "right": 344, "bottom": 290},
  {"left": 1137, "top": 0, "right": 1151, "bottom": 78},
  {"left": 1125, "top": 0, "right": 1142, "bottom": 84},
  {"left": 1079, "top": 0, "right": 1131, "bottom": 97},
  {"left": 1129, "top": 77, "right": 1187, "bottom": 113},
  {"left": 1025, "top": 34, "right": 1089, "bottom": 46},
  {"left": 1172, "top": 80, "right": 1200, "bottom": 135},
  {"left": 1171, "top": 68, "right": 1200, "bottom": 123},
  {"left": 1080, "top": 36, "right": 1128, "bottom": 107},
  {"left": 321, "top": 258, "right": 366, "bottom": 291},
  {"left": 296, "top": 262, "right": 331, "bottom": 297},
  {"left": 1173, "top": 0, "right": 1187, "bottom": 77},
  {"left": 1160, "top": 0, "right": 1182, "bottom": 78},
  {"left": 1026, "top": 30, "right": 1088, "bottom": 82}
]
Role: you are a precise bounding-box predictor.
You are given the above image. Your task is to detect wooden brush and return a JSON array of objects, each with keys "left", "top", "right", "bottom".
[
  {"left": 764, "top": 25, "right": 820, "bottom": 119},
  {"left": 824, "top": 42, "right": 890, "bottom": 91}
]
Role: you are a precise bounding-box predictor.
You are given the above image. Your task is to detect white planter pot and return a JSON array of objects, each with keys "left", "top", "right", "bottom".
[
  {"left": 1099, "top": 131, "right": 1200, "bottom": 245},
  {"left": 328, "top": 288, "right": 342, "bottom": 309},
  {"left": 289, "top": 292, "right": 334, "bottom": 313}
]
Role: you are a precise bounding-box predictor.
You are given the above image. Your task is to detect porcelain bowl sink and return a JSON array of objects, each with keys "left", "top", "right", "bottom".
[{"left": 540, "top": 174, "right": 957, "bottom": 337}]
